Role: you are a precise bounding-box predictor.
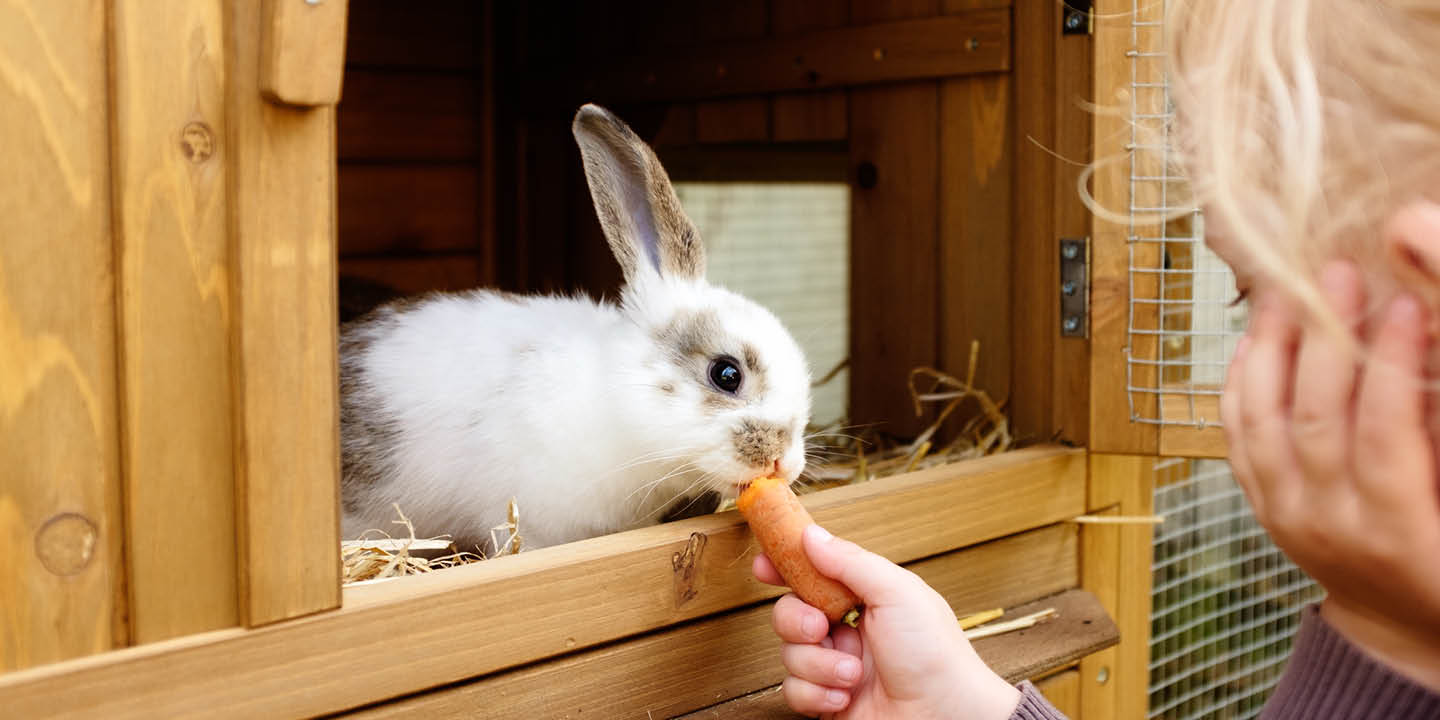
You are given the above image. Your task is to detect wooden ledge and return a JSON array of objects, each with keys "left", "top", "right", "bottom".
[{"left": 0, "top": 447, "right": 1083, "bottom": 719}]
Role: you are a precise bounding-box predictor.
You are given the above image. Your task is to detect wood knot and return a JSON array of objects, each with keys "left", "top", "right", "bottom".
[
  {"left": 180, "top": 121, "right": 215, "bottom": 163},
  {"left": 671, "top": 532, "right": 708, "bottom": 607},
  {"left": 35, "top": 512, "right": 97, "bottom": 576}
]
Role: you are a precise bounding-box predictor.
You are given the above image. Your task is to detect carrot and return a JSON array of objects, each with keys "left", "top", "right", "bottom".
[{"left": 738, "top": 477, "right": 862, "bottom": 627}]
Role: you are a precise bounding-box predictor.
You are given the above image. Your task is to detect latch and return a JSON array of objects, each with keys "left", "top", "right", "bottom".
[{"left": 1060, "top": 238, "right": 1089, "bottom": 338}]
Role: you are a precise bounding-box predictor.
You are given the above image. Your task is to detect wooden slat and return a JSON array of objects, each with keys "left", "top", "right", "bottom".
[
  {"left": 1159, "top": 392, "right": 1228, "bottom": 458},
  {"left": 940, "top": 74, "right": 1012, "bottom": 417},
  {"left": 698, "top": 0, "right": 770, "bottom": 41},
  {"left": 1036, "top": 668, "right": 1082, "bottom": 718},
  {"left": 337, "top": 166, "right": 482, "bottom": 256},
  {"left": 228, "top": 0, "right": 341, "bottom": 627},
  {"left": 580, "top": 13, "right": 1010, "bottom": 104},
  {"left": 338, "top": 255, "right": 485, "bottom": 296},
  {"left": 770, "top": 0, "right": 849, "bottom": 35},
  {"left": 351, "top": 523, "right": 1080, "bottom": 719},
  {"left": 1089, "top": 0, "right": 1159, "bottom": 453},
  {"left": 1084, "top": 454, "right": 1157, "bottom": 718},
  {"left": 337, "top": 71, "right": 480, "bottom": 161},
  {"left": 851, "top": 0, "right": 939, "bottom": 22},
  {"left": 649, "top": 103, "right": 698, "bottom": 147},
  {"left": 0, "top": 0, "right": 126, "bottom": 671},
  {"left": 849, "top": 82, "right": 939, "bottom": 437},
  {"left": 675, "top": 589, "right": 1116, "bottom": 720},
  {"left": 344, "top": 0, "right": 481, "bottom": 70},
  {"left": 109, "top": 0, "right": 239, "bottom": 644},
  {"left": 0, "top": 448, "right": 1085, "bottom": 718},
  {"left": 1051, "top": 23, "right": 1093, "bottom": 444},
  {"left": 771, "top": 91, "right": 847, "bottom": 142},
  {"left": 695, "top": 97, "right": 770, "bottom": 144},
  {"left": 260, "top": 0, "right": 349, "bottom": 106}
]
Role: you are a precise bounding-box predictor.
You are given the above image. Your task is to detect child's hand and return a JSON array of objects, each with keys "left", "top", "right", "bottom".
[
  {"left": 753, "top": 525, "right": 1020, "bottom": 719},
  {"left": 1223, "top": 261, "right": 1440, "bottom": 690}
]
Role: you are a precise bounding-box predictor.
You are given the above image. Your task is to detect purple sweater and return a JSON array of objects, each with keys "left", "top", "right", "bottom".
[{"left": 1009, "top": 606, "right": 1440, "bottom": 719}]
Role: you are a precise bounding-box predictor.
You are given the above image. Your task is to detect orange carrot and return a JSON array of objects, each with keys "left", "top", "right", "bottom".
[{"left": 738, "top": 477, "right": 862, "bottom": 627}]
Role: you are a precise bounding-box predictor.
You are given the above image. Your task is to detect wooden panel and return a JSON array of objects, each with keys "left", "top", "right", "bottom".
[
  {"left": 944, "top": 0, "right": 1011, "bottom": 11},
  {"left": 1084, "top": 454, "right": 1157, "bottom": 718},
  {"left": 770, "top": 0, "right": 849, "bottom": 34},
  {"left": 581, "top": 13, "right": 1011, "bottom": 104},
  {"left": 228, "top": 0, "right": 342, "bottom": 627},
  {"left": 1036, "top": 668, "right": 1082, "bottom": 718},
  {"left": 699, "top": 0, "right": 770, "bottom": 41},
  {"left": 1079, "top": 646, "right": 1120, "bottom": 719},
  {"left": 260, "top": 0, "right": 349, "bottom": 106},
  {"left": 849, "top": 82, "right": 939, "bottom": 436},
  {"left": 1159, "top": 392, "right": 1228, "bottom": 457},
  {"left": 851, "top": 0, "right": 939, "bottom": 22},
  {"left": 345, "top": 0, "right": 481, "bottom": 70},
  {"left": 771, "top": 91, "right": 847, "bottom": 142},
  {"left": 696, "top": 97, "right": 770, "bottom": 144},
  {"left": 339, "top": 255, "right": 485, "bottom": 296},
  {"left": 350, "top": 524, "right": 1079, "bottom": 719},
  {"left": 337, "top": 166, "right": 481, "bottom": 256},
  {"left": 1051, "top": 24, "right": 1093, "bottom": 443},
  {"left": 650, "top": 103, "right": 698, "bottom": 147},
  {"left": 337, "top": 72, "right": 479, "bottom": 161},
  {"left": 1090, "top": 0, "right": 1159, "bottom": 453},
  {"left": 109, "top": 0, "right": 239, "bottom": 644},
  {"left": 940, "top": 75, "right": 1012, "bottom": 412},
  {"left": 0, "top": 0, "right": 126, "bottom": 672},
  {"left": 0, "top": 448, "right": 1085, "bottom": 718},
  {"left": 675, "top": 590, "right": 1115, "bottom": 720}
]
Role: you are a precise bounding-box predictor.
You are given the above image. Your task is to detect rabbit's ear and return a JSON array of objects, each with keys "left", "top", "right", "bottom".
[{"left": 572, "top": 104, "right": 705, "bottom": 285}]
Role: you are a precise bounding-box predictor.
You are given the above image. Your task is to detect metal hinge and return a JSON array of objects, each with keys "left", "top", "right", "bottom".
[
  {"left": 1060, "top": 238, "right": 1089, "bottom": 338},
  {"left": 1063, "top": 0, "right": 1093, "bottom": 35}
]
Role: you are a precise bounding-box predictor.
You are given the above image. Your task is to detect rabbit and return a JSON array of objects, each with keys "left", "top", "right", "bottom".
[{"left": 338, "top": 104, "right": 813, "bottom": 553}]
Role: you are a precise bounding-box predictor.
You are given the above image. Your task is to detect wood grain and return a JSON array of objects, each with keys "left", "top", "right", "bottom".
[
  {"left": 0, "top": 448, "right": 1084, "bottom": 718},
  {"left": 851, "top": 0, "right": 939, "bottom": 23},
  {"left": 0, "top": 0, "right": 126, "bottom": 672},
  {"left": 228, "top": 0, "right": 341, "bottom": 627},
  {"left": 580, "top": 13, "right": 1010, "bottom": 104},
  {"left": 771, "top": 91, "right": 847, "bottom": 142},
  {"left": 1085, "top": 454, "right": 1157, "bottom": 718},
  {"left": 1051, "top": 22, "right": 1093, "bottom": 444},
  {"left": 109, "top": 0, "right": 239, "bottom": 644},
  {"left": 337, "top": 71, "right": 480, "bottom": 161},
  {"left": 260, "top": 0, "right": 349, "bottom": 107},
  {"left": 350, "top": 524, "right": 1081, "bottom": 719},
  {"left": 770, "top": 0, "right": 849, "bottom": 35},
  {"left": 1036, "top": 668, "right": 1082, "bottom": 718},
  {"left": 337, "top": 166, "right": 482, "bottom": 256},
  {"left": 940, "top": 75, "right": 1012, "bottom": 417},
  {"left": 696, "top": 97, "right": 770, "bottom": 143},
  {"left": 849, "top": 82, "right": 939, "bottom": 437}
]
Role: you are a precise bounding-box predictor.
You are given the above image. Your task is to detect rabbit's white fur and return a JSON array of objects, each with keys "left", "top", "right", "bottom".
[{"left": 339, "top": 105, "right": 812, "bottom": 551}]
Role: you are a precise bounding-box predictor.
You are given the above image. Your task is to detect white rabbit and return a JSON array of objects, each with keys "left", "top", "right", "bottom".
[{"left": 339, "top": 104, "right": 813, "bottom": 552}]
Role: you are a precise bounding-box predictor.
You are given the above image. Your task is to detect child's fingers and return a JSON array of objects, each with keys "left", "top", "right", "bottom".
[
  {"left": 752, "top": 553, "right": 784, "bottom": 586},
  {"left": 1289, "top": 262, "right": 1364, "bottom": 486},
  {"left": 1222, "top": 336, "right": 1260, "bottom": 512},
  {"left": 802, "top": 525, "right": 922, "bottom": 608},
  {"left": 1354, "top": 295, "right": 1434, "bottom": 504},
  {"left": 1239, "top": 295, "right": 1303, "bottom": 511},
  {"left": 772, "top": 593, "right": 830, "bottom": 644},
  {"left": 830, "top": 624, "right": 863, "bottom": 659},
  {"left": 781, "top": 643, "right": 864, "bottom": 689},
  {"left": 782, "top": 675, "right": 851, "bottom": 716}
]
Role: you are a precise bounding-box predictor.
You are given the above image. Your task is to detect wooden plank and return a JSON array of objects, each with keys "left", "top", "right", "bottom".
[
  {"left": 1036, "top": 668, "right": 1082, "bottom": 718},
  {"left": 944, "top": 0, "right": 1011, "bottom": 11},
  {"left": 649, "top": 103, "right": 698, "bottom": 147},
  {"left": 695, "top": 97, "right": 771, "bottom": 144},
  {"left": 1052, "top": 22, "right": 1093, "bottom": 445},
  {"left": 228, "top": 0, "right": 342, "bottom": 627},
  {"left": 0, "top": 0, "right": 126, "bottom": 671},
  {"left": 0, "top": 448, "right": 1085, "bottom": 718},
  {"left": 345, "top": 0, "right": 481, "bottom": 70},
  {"left": 771, "top": 91, "right": 847, "bottom": 142},
  {"left": 1079, "top": 646, "right": 1120, "bottom": 719},
  {"left": 940, "top": 75, "right": 1012, "bottom": 418},
  {"left": 675, "top": 589, "right": 1115, "bottom": 720},
  {"left": 699, "top": 0, "right": 770, "bottom": 41},
  {"left": 1160, "top": 426, "right": 1227, "bottom": 459},
  {"left": 337, "top": 71, "right": 480, "bottom": 161},
  {"left": 1089, "top": 0, "right": 1159, "bottom": 454},
  {"left": 109, "top": 0, "right": 239, "bottom": 644},
  {"left": 851, "top": 0, "right": 939, "bottom": 22},
  {"left": 770, "top": 0, "right": 849, "bottom": 35},
  {"left": 350, "top": 524, "right": 1080, "bottom": 719},
  {"left": 338, "top": 255, "right": 485, "bottom": 296},
  {"left": 260, "top": 0, "right": 349, "bottom": 106},
  {"left": 1084, "top": 454, "right": 1157, "bottom": 719},
  {"left": 337, "top": 166, "right": 482, "bottom": 256},
  {"left": 849, "top": 82, "right": 939, "bottom": 437},
  {"left": 580, "top": 13, "right": 1010, "bottom": 104}
]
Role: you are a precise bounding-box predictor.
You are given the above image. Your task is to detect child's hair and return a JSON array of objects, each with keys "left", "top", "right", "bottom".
[{"left": 1165, "top": 0, "right": 1440, "bottom": 322}]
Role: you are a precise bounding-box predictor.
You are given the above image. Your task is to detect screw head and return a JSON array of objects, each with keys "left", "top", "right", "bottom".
[
  {"left": 1063, "top": 316, "right": 1081, "bottom": 333},
  {"left": 305, "top": 0, "right": 323, "bottom": 5},
  {"left": 1096, "top": 666, "right": 1111, "bottom": 685},
  {"left": 1062, "top": 243, "right": 1080, "bottom": 260},
  {"left": 1062, "top": 280, "right": 1078, "bottom": 296},
  {"left": 1065, "top": 12, "right": 1084, "bottom": 30}
]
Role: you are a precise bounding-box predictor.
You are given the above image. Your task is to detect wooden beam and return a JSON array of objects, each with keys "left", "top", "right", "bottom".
[
  {"left": 0, "top": 448, "right": 1084, "bottom": 718},
  {"left": 0, "top": 0, "right": 127, "bottom": 671},
  {"left": 579, "top": 12, "right": 1010, "bottom": 104},
  {"left": 109, "top": 0, "right": 240, "bottom": 644},
  {"left": 351, "top": 524, "right": 1081, "bottom": 719},
  {"left": 259, "top": 0, "right": 349, "bottom": 107},
  {"left": 227, "top": 0, "right": 341, "bottom": 627}
]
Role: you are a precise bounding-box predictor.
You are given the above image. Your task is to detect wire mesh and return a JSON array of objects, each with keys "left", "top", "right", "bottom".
[
  {"left": 1125, "top": 0, "right": 1247, "bottom": 427},
  {"left": 1149, "top": 459, "right": 1323, "bottom": 719}
]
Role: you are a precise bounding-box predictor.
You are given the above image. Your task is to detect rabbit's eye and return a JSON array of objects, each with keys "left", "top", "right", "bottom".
[{"left": 708, "top": 357, "right": 743, "bottom": 394}]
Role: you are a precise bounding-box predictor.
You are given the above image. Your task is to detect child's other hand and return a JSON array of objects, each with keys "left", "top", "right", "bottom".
[
  {"left": 753, "top": 525, "right": 1019, "bottom": 719},
  {"left": 1223, "top": 261, "right": 1440, "bottom": 690}
]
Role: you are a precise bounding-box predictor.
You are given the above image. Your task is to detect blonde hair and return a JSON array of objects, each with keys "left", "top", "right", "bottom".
[{"left": 1165, "top": 0, "right": 1440, "bottom": 322}]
